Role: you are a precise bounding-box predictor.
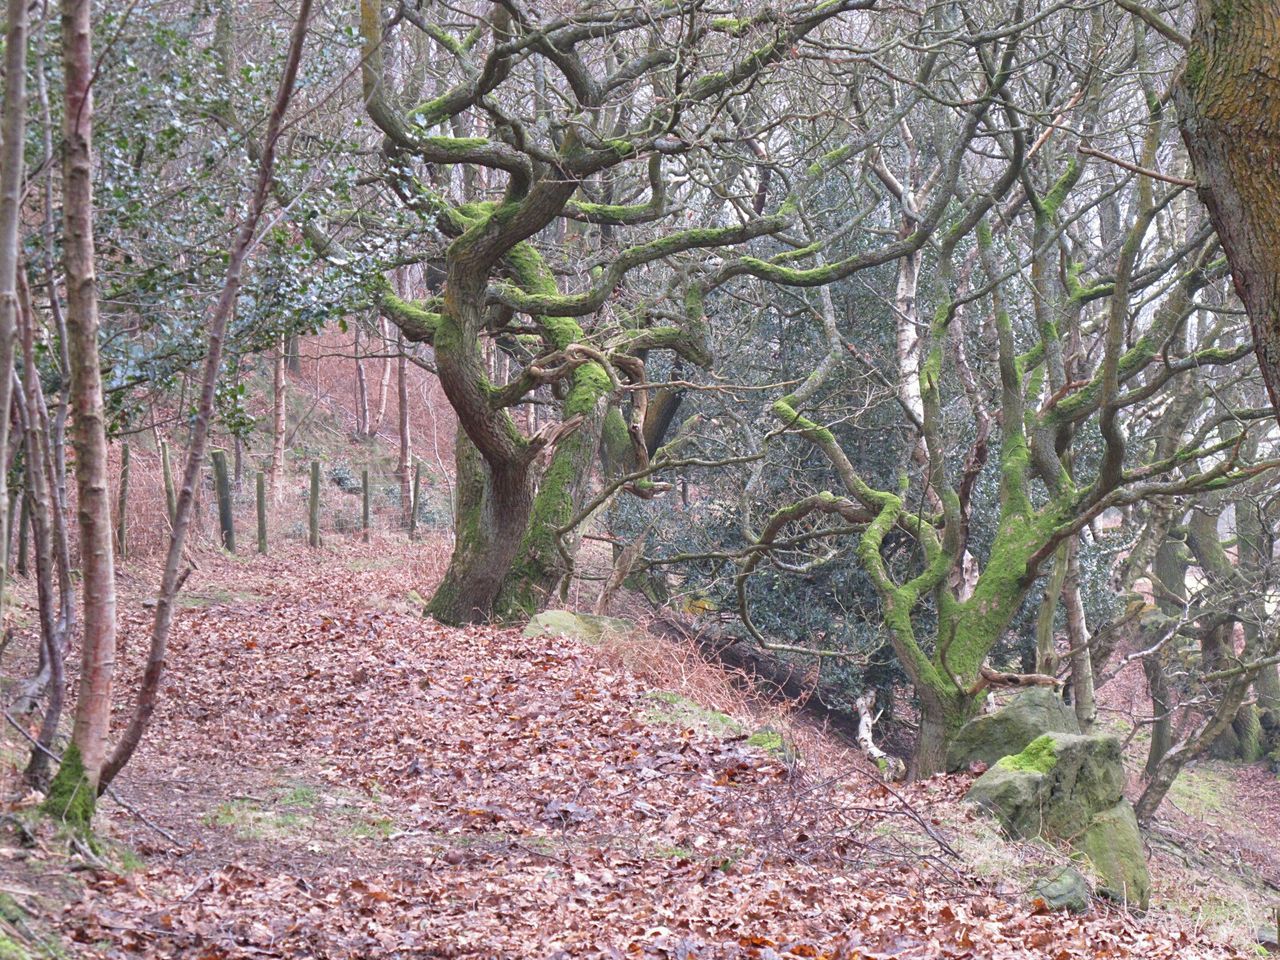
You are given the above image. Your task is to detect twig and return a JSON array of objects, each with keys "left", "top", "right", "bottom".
[{"left": 1077, "top": 145, "right": 1196, "bottom": 188}]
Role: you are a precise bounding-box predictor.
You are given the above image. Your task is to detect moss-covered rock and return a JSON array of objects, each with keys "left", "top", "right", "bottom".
[
  {"left": 946, "top": 688, "right": 1079, "bottom": 772},
  {"left": 967, "top": 732, "right": 1125, "bottom": 839},
  {"left": 522, "top": 610, "right": 635, "bottom": 643},
  {"left": 967, "top": 731, "right": 1149, "bottom": 910},
  {"left": 1077, "top": 801, "right": 1151, "bottom": 910},
  {"left": 1030, "top": 865, "right": 1091, "bottom": 913}
]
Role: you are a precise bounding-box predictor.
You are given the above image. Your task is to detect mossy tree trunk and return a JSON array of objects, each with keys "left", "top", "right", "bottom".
[
  {"left": 1176, "top": 0, "right": 1280, "bottom": 412},
  {"left": 212, "top": 449, "right": 235, "bottom": 553},
  {"left": 353, "top": 1, "right": 857, "bottom": 625}
]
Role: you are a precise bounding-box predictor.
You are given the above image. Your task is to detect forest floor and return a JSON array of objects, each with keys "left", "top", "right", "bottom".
[{"left": 0, "top": 536, "right": 1271, "bottom": 959}]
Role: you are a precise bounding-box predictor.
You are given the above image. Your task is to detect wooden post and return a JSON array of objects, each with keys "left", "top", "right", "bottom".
[
  {"left": 361, "top": 468, "right": 370, "bottom": 542},
  {"left": 160, "top": 438, "right": 176, "bottom": 524},
  {"left": 308, "top": 459, "right": 320, "bottom": 548},
  {"left": 211, "top": 448, "right": 235, "bottom": 553},
  {"left": 256, "top": 470, "right": 267, "bottom": 555},
  {"left": 409, "top": 461, "right": 422, "bottom": 539},
  {"left": 115, "top": 441, "right": 129, "bottom": 559}
]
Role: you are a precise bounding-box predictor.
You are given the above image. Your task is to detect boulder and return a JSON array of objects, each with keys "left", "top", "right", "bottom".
[
  {"left": 946, "top": 688, "right": 1080, "bottom": 772},
  {"left": 967, "top": 732, "right": 1124, "bottom": 838},
  {"left": 966, "top": 732, "right": 1150, "bottom": 911},
  {"left": 1076, "top": 801, "right": 1151, "bottom": 910},
  {"left": 1030, "top": 866, "right": 1091, "bottom": 913},
  {"left": 523, "top": 610, "right": 635, "bottom": 643}
]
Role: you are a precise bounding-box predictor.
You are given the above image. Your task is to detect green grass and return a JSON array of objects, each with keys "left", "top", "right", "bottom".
[
  {"left": 1168, "top": 764, "right": 1234, "bottom": 819},
  {"left": 641, "top": 690, "right": 743, "bottom": 737}
]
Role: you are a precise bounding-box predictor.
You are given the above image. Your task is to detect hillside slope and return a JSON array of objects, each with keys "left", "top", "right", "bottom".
[{"left": 0, "top": 537, "right": 1249, "bottom": 959}]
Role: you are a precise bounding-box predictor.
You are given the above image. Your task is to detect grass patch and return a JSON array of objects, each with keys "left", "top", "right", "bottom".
[
  {"left": 177, "top": 587, "right": 263, "bottom": 609},
  {"left": 276, "top": 784, "right": 320, "bottom": 808},
  {"left": 642, "top": 690, "right": 743, "bottom": 737},
  {"left": 1168, "top": 764, "right": 1234, "bottom": 820},
  {"left": 204, "top": 799, "right": 313, "bottom": 840}
]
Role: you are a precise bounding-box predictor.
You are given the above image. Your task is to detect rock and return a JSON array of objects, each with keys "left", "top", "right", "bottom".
[
  {"left": 522, "top": 610, "right": 635, "bottom": 643},
  {"left": 966, "top": 732, "right": 1148, "bottom": 911},
  {"left": 946, "top": 688, "right": 1079, "bottom": 772},
  {"left": 1030, "top": 866, "right": 1091, "bottom": 913},
  {"left": 966, "top": 732, "right": 1125, "bottom": 839},
  {"left": 965, "top": 763, "right": 1046, "bottom": 835},
  {"left": 1076, "top": 801, "right": 1151, "bottom": 910}
]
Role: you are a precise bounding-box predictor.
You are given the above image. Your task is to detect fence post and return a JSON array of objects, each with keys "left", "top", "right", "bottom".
[
  {"left": 256, "top": 470, "right": 268, "bottom": 555},
  {"left": 309, "top": 460, "right": 320, "bottom": 548},
  {"left": 361, "top": 468, "right": 370, "bottom": 542},
  {"left": 211, "top": 448, "right": 235, "bottom": 553},
  {"left": 116, "top": 442, "right": 130, "bottom": 559},
  {"left": 409, "top": 461, "right": 422, "bottom": 540}
]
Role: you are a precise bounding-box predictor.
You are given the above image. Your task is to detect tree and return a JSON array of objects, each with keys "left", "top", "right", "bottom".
[
  {"left": 45, "top": 0, "right": 118, "bottom": 827},
  {"left": 344, "top": 0, "right": 877, "bottom": 623},
  {"left": 1173, "top": 0, "right": 1280, "bottom": 410}
]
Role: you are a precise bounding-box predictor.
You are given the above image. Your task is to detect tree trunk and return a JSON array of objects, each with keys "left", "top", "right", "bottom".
[
  {"left": 0, "top": 0, "right": 28, "bottom": 628},
  {"left": 353, "top": 322, "right": 369, "bottom": 436},
  {"left": 256, "top": 470, "right": 268, "bottom": 554},
  {"left": 370, "top": 318, "right": 392, "bottom": 435},
  {"left": 425, "top": 433, "right": 534, "bottom": 624},
  {"left": 211, "top": 449, "right": 235, "bottom": 553},
  {"left": 160, "top": 438, "right": 176, "bottom": 524},
  {"left": 408, "top": 461, "right": 421, "bottom": 539},
  {"left": 1064, "top": 541, "right": 1096, "bottom": 732},
  {"left": 115, "top": 442, "right": 130, "bottom": 560},
  {"left": 45, "top": 0, "right": 117, "bottom": 827},
  {"left": 1176, "top": 1, "right": 1280, "bottom": 413},
  {"left": 914, "top": 688, "right": 977, "bottom": 778},
  {"left": 308, "top": 459, "right": 320, "bottom": 548},
  {"left": 270, "top": 343, "right": 287, "bottom": 503},
  {"left": 16, "top": 277, "right": 68, "bottom": 787},
  {"left": 396, "top": 332, "right": 411, "bottom": 522}
]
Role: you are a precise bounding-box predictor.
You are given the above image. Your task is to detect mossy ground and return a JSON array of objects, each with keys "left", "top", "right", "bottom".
[
  {"left": 642, "top": 690, "right": 744, "bottom": 737},
  {"left": 202, "top": 778, "right": 396, "bottom": 843},
  {"left": 1167, "top": 764, "right": 1234, "bottom": 820}
]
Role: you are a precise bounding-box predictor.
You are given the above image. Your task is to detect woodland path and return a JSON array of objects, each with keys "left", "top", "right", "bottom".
[{"left": 33, "top": 539, "right": 1239, "bottom": 958}]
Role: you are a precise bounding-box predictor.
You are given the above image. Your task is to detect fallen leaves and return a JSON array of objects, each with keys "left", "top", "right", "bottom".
[{"left": 33, "top": 539, "right": 1248, "bottom": 959}]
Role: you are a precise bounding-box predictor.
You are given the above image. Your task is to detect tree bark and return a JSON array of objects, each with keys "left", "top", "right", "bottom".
[
  {"left": 1063, "top": 541, "right": 1096, "bottom": 732},
  {"left": 46, "top": 0, "right": 118, "bottom": 824},
  {"left": 1176, "top": 0, "right": 1280, "bottom": 414},
  {"left": 270, "top": 343, "right": 287, "bottom": 503},
  {"left": 115, "top": 442, "right": 130, "bottom": 560},
  {"left": 353, "top": 322, "right": 369, "bottom": 436},
  {"left": 0, "top": 0, "right": 28, "bottom": 627},
  {"left": 396, "top": 332, "right": 411, "bottom": 522}
]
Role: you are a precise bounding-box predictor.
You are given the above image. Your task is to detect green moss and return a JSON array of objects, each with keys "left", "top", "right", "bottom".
[
  {"left": 0, "top": 934, "right": 29, "bottom": 960},
  {"left": 1039, "top": 157, "right": 1080, "bottom": 222},
  {"left": 772, "top": 396, "right": 836, "bottom": 445},
  {"left": 1168, "top": 764, "right": 1234, "bottom": 818},
  {"left": 997, "top": 734, "right": 1058, "bottom": 774},
  {"left": 641, "top": 690, "right": 744, "bottom": 737},
  {"left": 1184, "top": 48, "right": 1206, "bottom": 90},
  {"left": 746, "top": 729, "right": 785, "bottom": 755},
  {"left": 43, "top": 743, "right": 95, "bottom": 833}
]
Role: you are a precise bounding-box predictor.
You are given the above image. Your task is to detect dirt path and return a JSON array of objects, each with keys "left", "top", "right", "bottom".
[{"left": 0, "top": 539, "right": 1248, "bottom": 958}]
